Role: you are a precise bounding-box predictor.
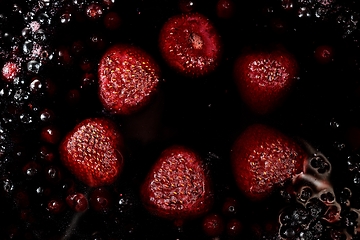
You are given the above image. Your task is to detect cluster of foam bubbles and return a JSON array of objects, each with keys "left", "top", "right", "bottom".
[{"left": 277, "top": 141, "right": 360, "bottom": 239}]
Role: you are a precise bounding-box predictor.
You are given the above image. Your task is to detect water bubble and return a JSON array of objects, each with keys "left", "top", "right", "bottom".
[
  {"left": 38, "top": 13, "right": 51, "bottom": 25},
  {"left": 20, "top": 113, "right": 33, "bottom": 125},
  {"left": 280, "top": 226, "right": 296, "bottom": 238},
  {"left": 23, "top": 40, "right": 34, "bottom": 55},
  {"left": 34, "top": 29, "right": 46, "bottom": 42},
  {"left": 281, "top": 0, "right": 294, "bottom": 10},
  {"left": 298, "top": 187, "right": 312, "bottom": 202},
  {"left": 298, "top": 7, "right": 311, "bottom": 18},
  {"left": 24, "top": 12, "right": 36, "bottom": 22},
  {"left": 330, "top": 118, "right": 340, "bottom": 129},
  {"left": 30, "top": 79, "right": 43, "bottom": 93},
  {"left": 2, "top": 178, "right": 14, "bottom": 193},
  {"left": 21, "top": 28, "right": 31, "bottom": 38},
  {"left": 60, "top": 12, "right": 72, "bottom": 24}
]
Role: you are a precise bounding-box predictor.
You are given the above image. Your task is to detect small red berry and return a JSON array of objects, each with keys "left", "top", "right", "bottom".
[
  {"left": 41, "top": 125, "right": 61, "bottom": 144},
  {"left": 104, "top": 12, "right": 121, "bottom": 30},
  {"left": 178, "top": 0, "right": 196, "bottom": 13},
  {"left": 86, "top": 3, "right": 103, "bottom": 19},
  {"left": 47, "top": 199, "right": 65, "bottom": 214},
  {"left": 216, "top": 0, "right": 235, "bottom": 19},
  {"left": 90, "top": 187, "right": 112, "bottom": 212},
  {"left": 314, "top": 45, "right": 334, "bottom": 64},
  {"left": 66, "top": 193, "right": 89, "bottom": 212},
  {"left": 202, "top": 213, "right": 224, "bottom": 237},
  {"left": 159, "top": 13, "right": 222, "bottom": 77},
  {"left": 226, "top": 219, "right": 243, "bottom": 236},
  {"left": 59, "top": 118, "right": 124, "bottom": 187},
  {"left": 98, "top": 44, "right": 160, "bottom": 115}
]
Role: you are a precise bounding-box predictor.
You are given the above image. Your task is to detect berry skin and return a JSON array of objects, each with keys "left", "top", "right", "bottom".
[
  {"left": 233, "top": 49, "right": 298, "bottom": 114},
  {"left": 231, "top": 124, "right": 306, "bottom": 201},
  {"left": 59, "top": 118, "right": 124, "bottom": 187},
  {"left": 98, "top": 44, "right": 160, "bottom": 115},
  {"left": 159, "top": 13, "right": 222, "bottom": 77},
  {"left": 141, "top": 145, "right": 213, "bottom": 221}
]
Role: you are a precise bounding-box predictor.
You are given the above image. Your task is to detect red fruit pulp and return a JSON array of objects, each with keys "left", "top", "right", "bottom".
[
  {"left": 231, "top": 124, "right": 306, "bottom": 200},
  {"left": 234, "top": 50, "right": 298, "bottom": 114},
  {"left": 141, "top": 145, "right": 213, "bottom": 221},
  {"left": 59, "top": 118, "right": 124, "bottom": 187},
  {"left": 98, "top": 44, "right": 160, "bottom": 115},
  {"left": 159, "top": 13, "right": 222, "bottom": 77}
]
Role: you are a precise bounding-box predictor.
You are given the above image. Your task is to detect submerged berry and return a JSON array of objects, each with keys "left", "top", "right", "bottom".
[
  {"left": 98, "top": 44, "right": 160, "bottom": 115},
  {"left": 159, "top": 12, "right": 222, "bottom": 77}
]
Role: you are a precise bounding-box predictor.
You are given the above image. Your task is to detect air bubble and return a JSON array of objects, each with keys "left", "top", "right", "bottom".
[
  {"left": 27, "top": 60, "right": 41, "bottom": 73},
  {"left": 20, "top": 113, "right": 33, "bottom": 125},
  {"left": 330, "top": 118, "right": 340, "bottom": 129},
  {"left": 320, "top": 192, "right": 335, "bottom": 203},
  {"left": 38, "top": 13, "right": 51, "bottom": 25},
  {"left": 30, "top": 79, "right": 43, "bottom": 93},
  {"left": 2, "top": 178, "right": 14, "bottom": 193},
  {"left": 281, "top": 0, "right": 294, "bottom": 10},
  {"left": 280, "top": 226, "right": 296, "bottom": 238},
  {"left": 60, "top": 12, "right": 72, "bottom": 24},
  {"left": 24, "top": 12, "right": 36, "bottom": 22},
  {"left": 23, "top": 40, "right": 34, "bottom": 55},
  {"left": 310, "top": 157, "right": 330, "bottom": 174},
  {"left": 21, "top": 28, "right": 31, "bottom": 38},
  {"left": 298, "top": 7, "right": 311, "bottom": 18},
  {"left": 298, "top": 187, "right": 312, "bottom": 202},
  {"left": 34, "top": 29, "right": 46, "bottom": 42}
]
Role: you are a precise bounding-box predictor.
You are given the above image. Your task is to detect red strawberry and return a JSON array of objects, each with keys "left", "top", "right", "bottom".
[
  {"left": 59, "top": 118, "right": 124, "bottom": 187},
  {"left": 141, "top": 145, "right": 213, "bottom": 221},
  {"left": 233, "top": 49, "right": 298, "bottom": 114},
  {"left": 159, "top": 13, "right": 222, "bottom": 77},
  {"left": 231, "top": 124, "right": 306, "bottom": 201},
  {"left": 98, "top": 44, "right": 160, "bottom": 115}
]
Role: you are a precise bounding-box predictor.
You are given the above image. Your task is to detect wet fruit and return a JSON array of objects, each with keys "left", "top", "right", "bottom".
[
  {"left": 159, "top": 12, "right": 222, "bottom": 77},
  {"left": 233, "top": 49, "right": 298, "bottom": 114},
  {"left": 231, "top": 124, "right": 306, "bottom": 200},
  {"left": 141, "top": 145, "right": 213, "bottom": 221},
  {"left": 59, "top": 118, "right": 124, "bottom": 187},
  {"left": 98, "top": 44, "right": 160, "bottom": 115}
]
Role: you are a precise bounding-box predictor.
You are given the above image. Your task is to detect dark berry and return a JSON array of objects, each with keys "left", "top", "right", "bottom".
[
  {"left": 41, "top": 125, "right": 60, "bottom": 144},
  {"left": 226, "top": 219, "right": 242, "bottom": 237},
  {"left": 90, "top": 187, "right": 112, "bottom": 212},
  {"left": 216, "top": 0, "right": 234, "bottom": 19},
  {"left": 202, "top": 214, "right": 224, "bottom": 237},
  {"left": 103, "top": 12, "right": 121, "bottom": 30},
  {"left": 66, "top": 193, "right": 89, "bottom": 212}
]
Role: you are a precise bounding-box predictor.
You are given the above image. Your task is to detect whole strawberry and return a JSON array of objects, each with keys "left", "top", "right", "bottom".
[
  {"left": 59, "top": 118, "right": 124, "bottom": 187},
  {"left": 159, "top": 13, "right": 222, "bottom": 77},
  {"left": 98, "top": 44, "right": 160, "bottom": 115},
  {"left": 141, "top": 145, "right": 213, "bottom": 221},
  {"left": 233, "top": 49, "right": 298, "bottom": 114},
  {"left": 231, "top": 124, "right": 306, "bottom": 201}
]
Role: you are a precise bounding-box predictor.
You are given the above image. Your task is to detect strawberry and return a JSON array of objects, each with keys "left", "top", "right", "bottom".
[
  {"left": 98, "top": 44, "right": 160, "bottom": 115},
  {"left": 233, "top": 49, "right": 298, "bottom": 114},
  {"left": 231, "top": 124, "right": 306, "bottom": 201},
  {"left": 59, "top": 118, "right": 124, "bottom": 187},
  {"left": 159, "top": 13, "right": 222, "bottom": 77},
  {"left": 141, "top": 145, "right": 213, "bottom": 221}
]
